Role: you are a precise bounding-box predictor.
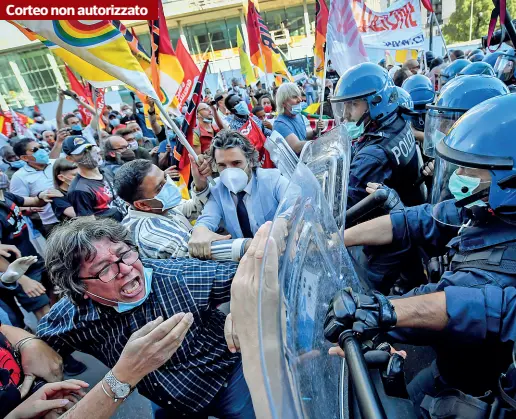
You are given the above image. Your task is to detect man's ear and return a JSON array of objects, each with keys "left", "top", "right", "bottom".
[
  {"left": 65, "top": 155, "right": 75, "bottom": 163},
  {"left": 134, "top": 199, "right": 155, "bottom": 212},
  {"left": 20, "top": 155, "right": 30, "bottom": 163}
]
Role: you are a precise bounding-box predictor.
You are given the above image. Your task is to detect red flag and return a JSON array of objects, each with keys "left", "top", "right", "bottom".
[
  {"left": 172, "top": 60, "right": 209, "bottom": 186},
  {"left": 420, "top": 0, "right": 433, "bottom": 12},
  {"left": 64, "top": 65, "right": 93, "bottom": 125},
  {"left": 247, "top": 0, "right": 264, "bottom": 70},
  {"left": 148, "top": 3, "right": 184, "bottom": 108},
  {"left": 175, "top": 38, "right": 201, "bottom": 110}
]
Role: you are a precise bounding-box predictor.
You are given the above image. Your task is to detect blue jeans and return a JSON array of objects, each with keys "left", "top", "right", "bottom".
[
  {"left": 152, "top": 361, "right": 255, "bottom": 418},
  {"left": 306, "top": 91, "right": 315, "bottom": 105}
]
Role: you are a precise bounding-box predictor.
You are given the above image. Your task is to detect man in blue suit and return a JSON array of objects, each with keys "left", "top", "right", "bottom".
[{"left": 189, "top": 129, "right": 290, "bottom": 259}]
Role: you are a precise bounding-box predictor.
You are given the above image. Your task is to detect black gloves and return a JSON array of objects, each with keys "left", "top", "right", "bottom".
[{"left": 323, "top": 288, "right": 397, "bottom": 344}]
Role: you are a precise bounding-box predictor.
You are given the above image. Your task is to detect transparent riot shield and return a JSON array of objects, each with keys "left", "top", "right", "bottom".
[
  {"left": 265, "top": 130, "right": 300, "bottom": 179},
  {"left": 300, "top": 125, "right": 351, "bottom": 231},
  {"left": 258, "top": 163, "right": 369, "bottom": 419}
]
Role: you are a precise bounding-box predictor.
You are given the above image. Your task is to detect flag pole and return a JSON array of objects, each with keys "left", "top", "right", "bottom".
[
  {"left": 91, "top": 86, "right": 103, "bottom": 143},
  {"left": 155, "top": 100, "right": 215, "bottom": 185},
  {"left": 258, "top": 43, "right": 271, "bottom": 91},
  {"left": 318, "top": 54, "right": 328, "bottom": 121},
  {"left": 432, "top": 12, "right": 450, "bottom": 59}
]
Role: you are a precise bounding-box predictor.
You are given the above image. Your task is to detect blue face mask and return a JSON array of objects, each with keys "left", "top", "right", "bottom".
[
  {"left": 234, "top": 101, "right": 250, "bottom": 116},
  {"left": 110, "top": 118, "right": 121, "bottom": 127},
  {"left": 448, "top": 170, "right": 487, "bottom": 207},
  {"left": 289, "top": 103, "right": 303, "bottom": 115},
  {"left": 346, "top": 121, "right": 365, "bottom": 140},
  {"left": 134, "top": 131, "right": 143, "bottom": 140},
  {"left": 139, "top": 176, "right": 182, "bottom": 211},
  {"left": 299, "top": 101, "right": 307, "bottom": 109},
  {"left": 115, "top": 267, "right": 153, "bottom": 313},
  {"left": 71, "top": 124, "right": 82, "bottom": 133},
  {"left": 9, "top": 160, "right": 25, "bottom": 169},
  {"left": 32, "top": 149, "right": 50, "bottom": 165}
]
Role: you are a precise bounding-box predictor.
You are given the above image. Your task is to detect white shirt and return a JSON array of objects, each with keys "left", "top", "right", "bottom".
[
  {"left": 10, "top": 161, "right": 57, "bottom": 225},
  {"left": 230, "top": 172, "right": 256, "bottom": 231}
]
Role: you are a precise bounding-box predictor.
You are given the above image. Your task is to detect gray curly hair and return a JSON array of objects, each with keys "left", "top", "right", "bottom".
[
  {"left": 207, "top": 129, "right": 259, "bottom": 170},
  {"left": 46, "top": 218, "right": 133, "bottom": 305}
]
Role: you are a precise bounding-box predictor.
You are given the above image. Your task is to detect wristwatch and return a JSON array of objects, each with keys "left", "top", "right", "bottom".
[{"left": 104, "top": 370, "right": 132, "bottom": 401}]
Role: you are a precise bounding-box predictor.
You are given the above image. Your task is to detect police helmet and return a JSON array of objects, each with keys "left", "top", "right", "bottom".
[
  {"left": 331, "top": 62, "right": 398, "bottom": 125},
  {"left": 470, "top": 53, "right": 485, "bottom": 62},
  {"left": 396, "top": 87, "right": 413, "bottom": 109},
  {"left": 430, "top": 93, "right": 516, "bottom": 225},
  {"left": 439, "top": 59, "right": 470, "bottom": 89},
  {"left": 423, "top": 75, "right": 509, "bottom": 157},
  {"left": 467, "top": 49, "right": 484, "bottom": 59},
  {"left": 458, "top": 62, "right": 496, "bottom": 77},
  {"left": 483, "top": 51, "right": 504, "bottom": 67},
  {"left": 401, "top": 74, "right": 435, "bottom": 110},
  {"left": 493, "top": 48, "right": 516, "bottom": 84}
]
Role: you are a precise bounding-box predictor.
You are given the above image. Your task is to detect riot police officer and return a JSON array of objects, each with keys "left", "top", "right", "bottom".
[
  {"left": 326, "top": 93, "right": 516, "bottom": 417},
  {"left": 401, "top": 74, "right": 435, "bottom": 144},
  {"left": 331, "top": 62, "right": 427, "bottom": 294},
  {"left": 331, "top": 62, "right": 426, "bottom": 210},
  {"left": 423, "top": 74, "right": 509, "bottom": 158}
]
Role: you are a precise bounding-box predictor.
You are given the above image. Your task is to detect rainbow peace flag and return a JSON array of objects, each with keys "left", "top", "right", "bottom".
[{"left": 15, "top": 20, "right": 157, "bottom": 99}]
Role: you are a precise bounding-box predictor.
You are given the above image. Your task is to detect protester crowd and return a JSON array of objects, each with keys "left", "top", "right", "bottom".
[{"left": 1, "top": 40, "right": 516, "bottom": 419}]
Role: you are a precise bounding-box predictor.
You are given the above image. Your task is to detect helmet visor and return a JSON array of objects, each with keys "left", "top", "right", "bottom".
[
  {"left": 494, "top": 55, "right": 515, "bottom": 82},
  {"left": 423, "top": 108, "right": 463, "bottom": 157},
  {"left": 429, "top": 156, "right": 492, "bottom": 227},
  {"left": 331, "top": 98, "right": 368, "bottom": 126}
]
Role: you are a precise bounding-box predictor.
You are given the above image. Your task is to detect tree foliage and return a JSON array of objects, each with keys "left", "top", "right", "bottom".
[{"left": 442, "top": 0, "right": 516, "bottom": 44}]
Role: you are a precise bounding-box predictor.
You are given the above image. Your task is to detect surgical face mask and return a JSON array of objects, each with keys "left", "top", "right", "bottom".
[
  {"left": 78, "top": 147, "right": 102, "bottom": 169},
  {"left": 8, "top": 160, "right": 25, "bottom": 169},
  {"left": 448, "top": 170, "right": 487, "bottom": 207},
  {"left": 220, "top": 165, "right": 249, "bottom": 194},
  {"left": 203, "top": 117, "right": 213, "bottom": 124},
  {"left": 71, "top": 124, "right": 83, "bottom": 133},
  {"left": 346, "top": 121, "right": 365, "bottom": 140},
  {"left": 136, "top": 104, "right": 144, "bottom": 113},
  {"left": 299, "top": 101, "right": 307, "bottom": 109},
  {"left": 264, "top": 105, "right": 273, "bottom": 113},
  {"left": 115, "top": 268, "right": 153, "bottom": 313},
  {"left": 122, "top": 109, "right": 132, "bottom": 116},
  {"left": 140, "top": 176, "right": 182, "bottom": 211},
  {"left": 110, "top": 118, "right": 121, "bottom": 127},
  {"left": 32, "top": 149, "right": 50, "bottom": 165},
  {"left": 289, "top": 103, "right": 303, "bottom": 115},
  {"left": 127, "top": 141, "right": 138, "bottom": 151},
  {"left": 34, "top": 116, "right": 43, "bottom": 122},
  {"left": 134, "top": 131, "right": 143, "bottom": 141},
  {"left": 87, "top": 267, "right": 153, "bottom": 313},
  {"left": 234, "top": 101, "right": 250, "bottom": 116}
]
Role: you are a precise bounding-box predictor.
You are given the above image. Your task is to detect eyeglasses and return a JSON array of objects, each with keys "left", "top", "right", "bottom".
[
  {"left": 28, "top": 146, "right": 43, "bottom": 153},
  {"left": 113, "top": 145, "right": 129, "bottom": 152},
  {"left": 79, "top": 246, "right": 139, "bottom": 283}
]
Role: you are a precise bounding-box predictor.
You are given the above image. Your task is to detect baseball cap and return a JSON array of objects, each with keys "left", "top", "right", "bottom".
[{"left": 62, "top": 135, "right": 93, "bottom": 156}]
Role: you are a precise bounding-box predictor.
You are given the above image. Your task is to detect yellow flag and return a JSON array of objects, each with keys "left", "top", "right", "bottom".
[
  {"left": 395, "top": 49, "right": 418, "bottom": 64},
  {"left": 237, "top": 29, "right": 257, "bottom": 85}
]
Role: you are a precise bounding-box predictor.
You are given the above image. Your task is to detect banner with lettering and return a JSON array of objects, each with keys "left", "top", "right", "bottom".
[{"left": 352, "top": 0, "right": 424, "bottom": 50}]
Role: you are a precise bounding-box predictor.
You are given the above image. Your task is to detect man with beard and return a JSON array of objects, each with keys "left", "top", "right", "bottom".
[
  {"left": 102, "top": 136, "right": 136, "bottom": 184},
  {"left": 63, "top": 136, "right": 127, "bottom": 221}
]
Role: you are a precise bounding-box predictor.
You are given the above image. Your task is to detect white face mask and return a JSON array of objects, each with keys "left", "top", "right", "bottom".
[{"left": 219, "top": 166, "right": 249, "bottom": 194}]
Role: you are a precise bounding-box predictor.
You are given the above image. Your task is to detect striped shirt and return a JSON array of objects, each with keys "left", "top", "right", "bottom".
[
  {"left": 121, "top": 187, "right": 249, "bottom": 261},
  {"left": 37, "top": 257, "right": 241, "bottom": 414}
]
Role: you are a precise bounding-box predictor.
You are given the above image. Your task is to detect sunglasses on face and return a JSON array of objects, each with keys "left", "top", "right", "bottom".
[{"left": 28, "top": 146, "right": 43, "bottom": 153}]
